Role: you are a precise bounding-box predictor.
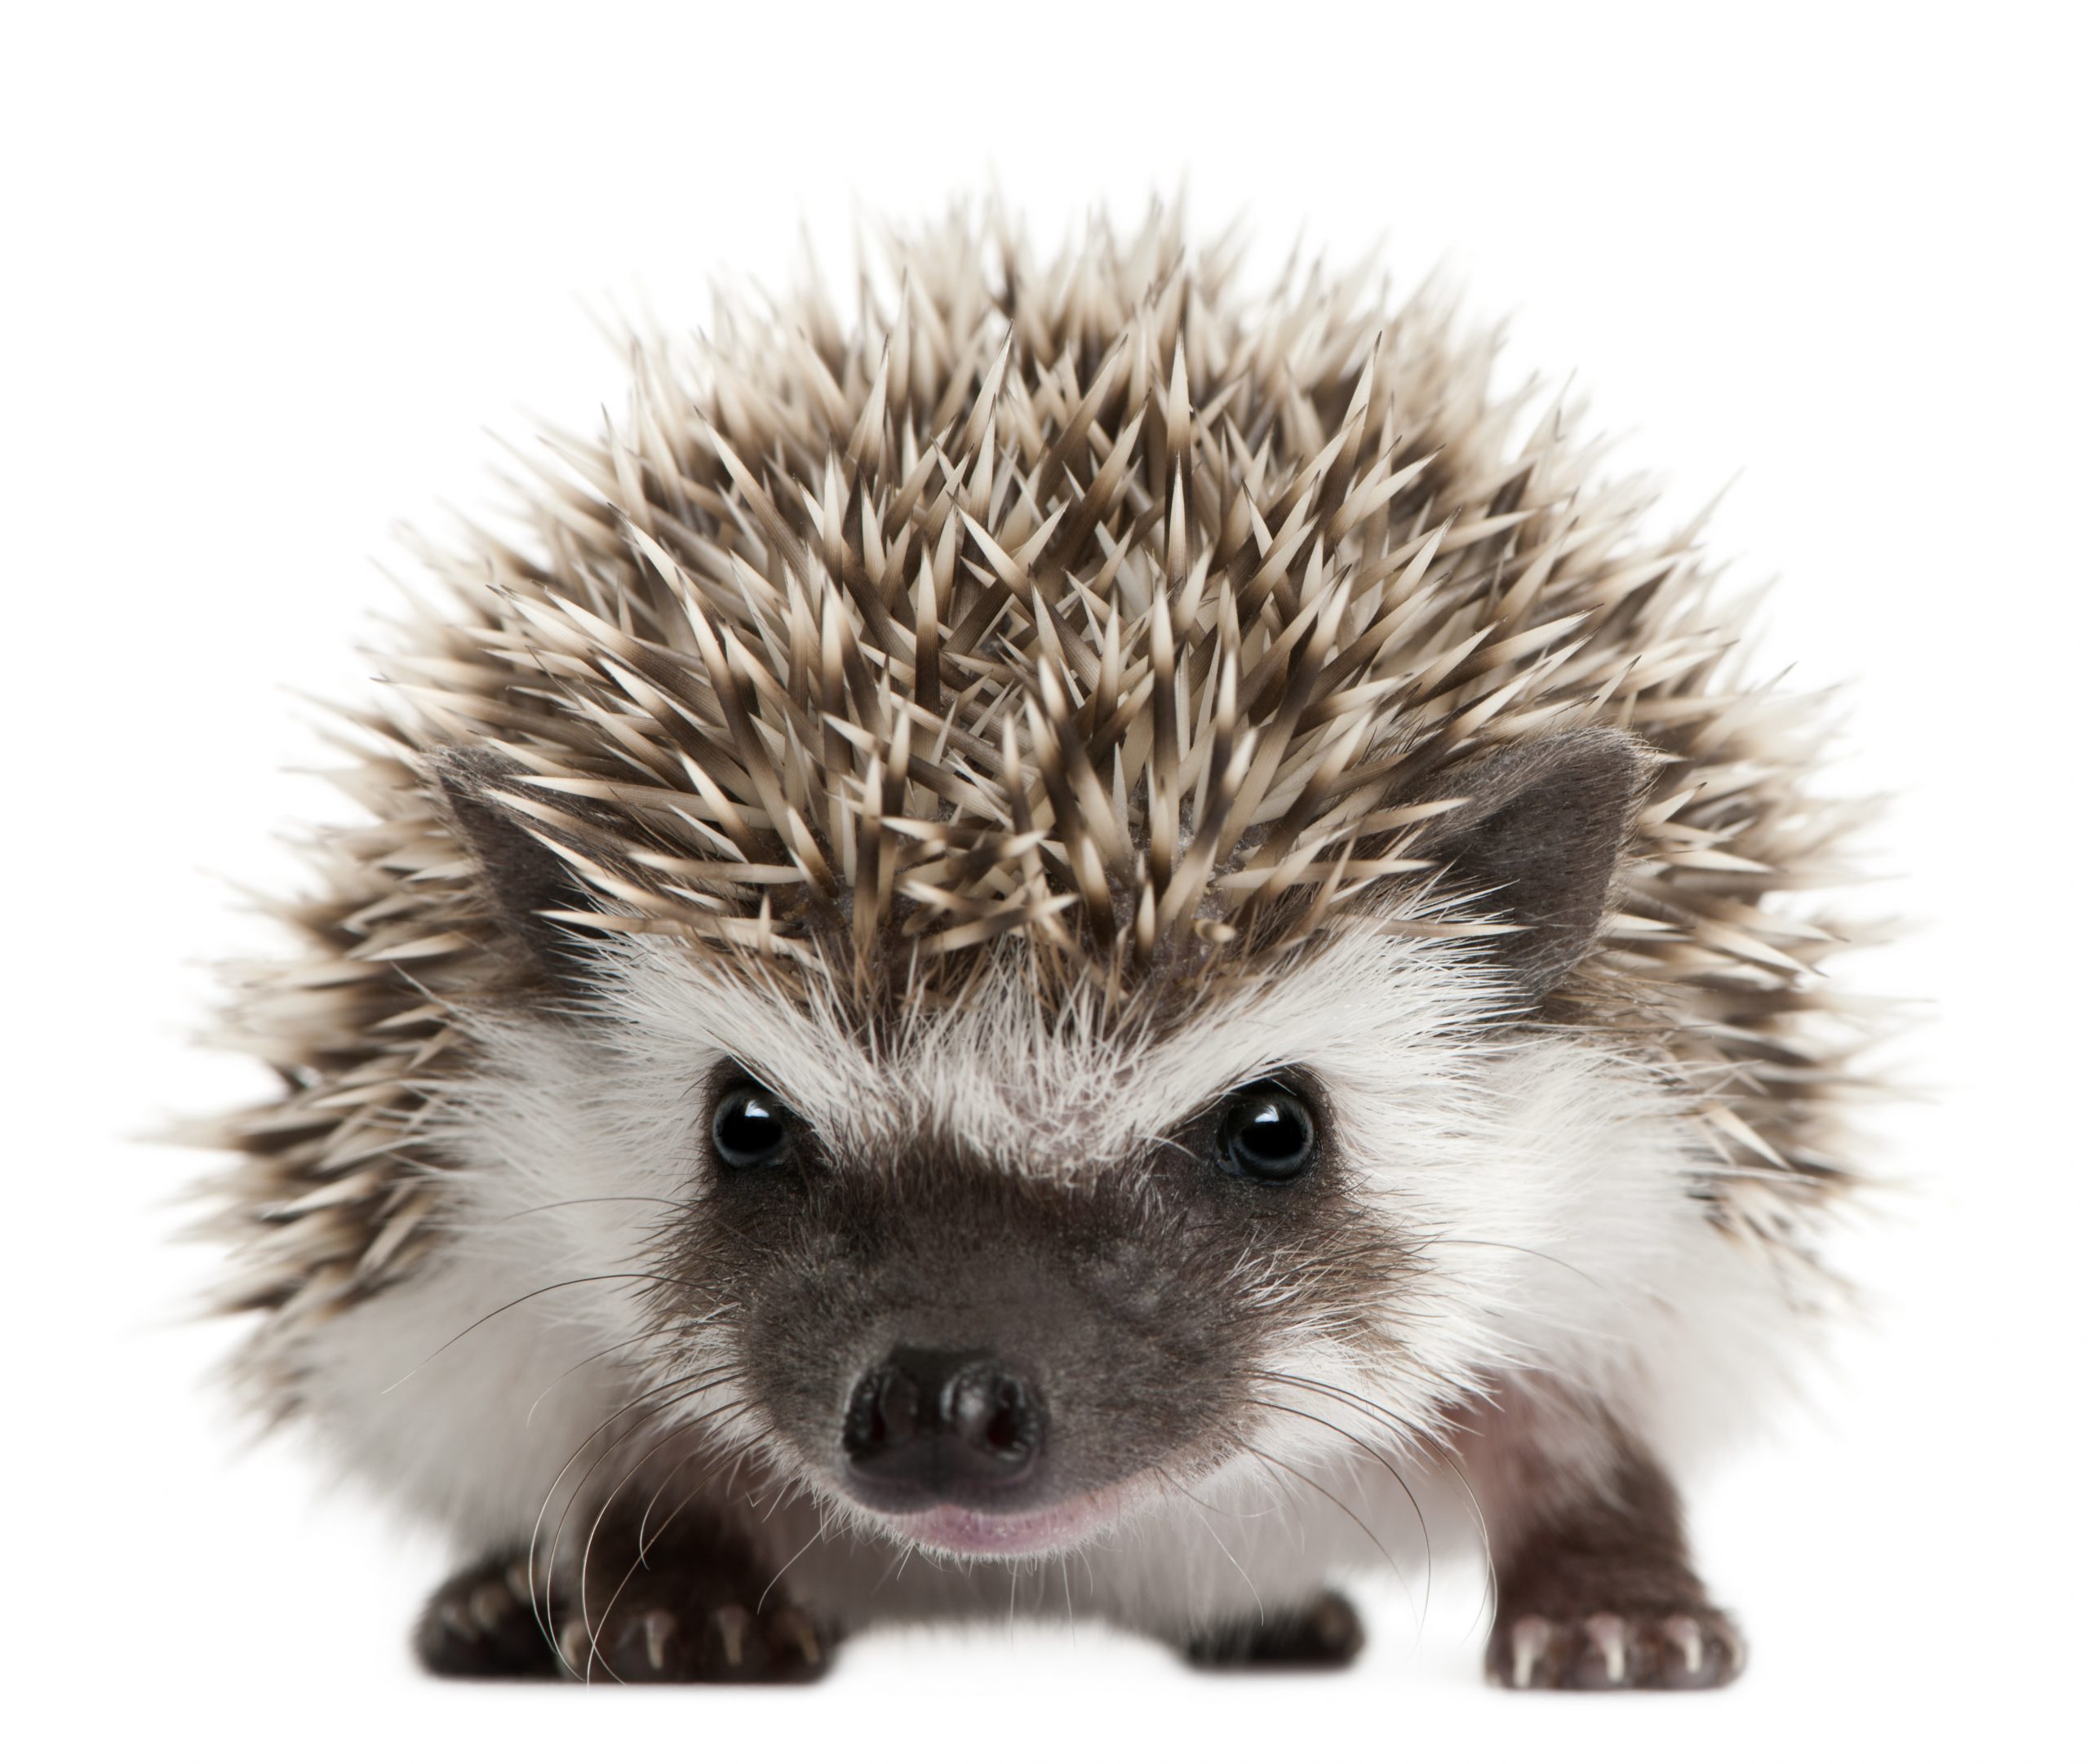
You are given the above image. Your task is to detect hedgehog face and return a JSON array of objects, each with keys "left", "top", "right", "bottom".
[
  {"left": 435, "top": 924, "right": 1520, "bottom": 1562},
  {"left": 426, "top": 725, "right": 1661, "bottom": 1558},
  {"left": 663, "top": 1053, "right": 1414, "bottom": 1555},
  {"left": 433, "top": 904, "right": 1703, "bottom": 1565}
]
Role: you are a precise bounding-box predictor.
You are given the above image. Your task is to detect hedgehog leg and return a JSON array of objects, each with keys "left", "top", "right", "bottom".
[
  {"left": 413, "top": 1506, "right": 836, "bottom": 1685},
  {"left": 1479, "top": 1430, "right": 1744, "bottom": 1691},
  {"left": 1181, "top": 1589, "right": 1366, "bottom": 1670}
]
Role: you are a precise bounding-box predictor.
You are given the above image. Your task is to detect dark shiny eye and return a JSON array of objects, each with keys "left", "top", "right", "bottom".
[
  {"left": 1214, "top": 1084, "right": 1317, "bottom": 1184},
  {"left": 711, "top": 1084, "right": 794, "bottom": 1172}
]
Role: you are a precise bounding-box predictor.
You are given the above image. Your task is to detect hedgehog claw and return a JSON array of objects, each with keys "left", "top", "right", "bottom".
[
  {"left": 770, "top": 1607, "right": 823, "bottom": 1669},
  {"left": 712, "top": 1603, "right": 752, "bottom": 1669},
  {"left": 641, "top": 1608, "right": 676, "bottom": 1673}
]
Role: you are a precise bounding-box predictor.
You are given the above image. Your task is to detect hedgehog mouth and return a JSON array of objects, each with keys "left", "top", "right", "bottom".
[
  {"left": 856, "top": 1484, "right": 1132, "bottom": 1558},
  {"left": 881, "top": 1489, "right": 1126, "bottom": 1557}
]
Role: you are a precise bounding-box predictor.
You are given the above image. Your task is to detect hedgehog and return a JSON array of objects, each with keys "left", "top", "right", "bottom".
[{"left": 199, "top": 202, "right": 1879, "bottom": 1691}]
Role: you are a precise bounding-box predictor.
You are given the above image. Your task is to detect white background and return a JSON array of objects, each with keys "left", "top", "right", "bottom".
[{"left": 3, "top": 2, "right": 2082, "bottom": 1757}]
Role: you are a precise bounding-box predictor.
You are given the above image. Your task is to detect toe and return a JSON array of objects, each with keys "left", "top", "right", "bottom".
[
  {"left": 761, "top": 1606, "right": 832, "bottom": 1682},
  {"left": 590, "top": 1605, "right": 689, "bottom": 1682},
  {"left": 1654, "top": 1611, "right": 1745, "bottom": 1688},
  {"left": 1487, "top": 1614, "right": 1560, "bottom": 1689}
]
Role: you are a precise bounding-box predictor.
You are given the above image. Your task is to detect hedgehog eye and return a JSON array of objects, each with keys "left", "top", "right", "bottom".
[
  {"left": 711, "top": 1084, "right": 796, "bottom": 1172},
  {"left": 1213, "top": 1083, "right": 1317, "bottom": 1184}
]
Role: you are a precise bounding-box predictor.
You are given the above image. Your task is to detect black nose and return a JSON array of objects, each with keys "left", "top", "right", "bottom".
[{"left": 842, "top": 1346, "right": 1044, "bottom": 1501}]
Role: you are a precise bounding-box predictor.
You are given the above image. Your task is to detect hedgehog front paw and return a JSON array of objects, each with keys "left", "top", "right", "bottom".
[
  {"left": 1485, "top": 1605, "right": 1745, "bottom": 1691},
  {"left": 413, "top": 1543, "right": 836, "bottom": 1685},
  {"left": 556, "top": 1585, "right": 833, "bottom": 1685},
  {"left": 1182, "top": 1589, "right": 1366, "bottom": 1669}
]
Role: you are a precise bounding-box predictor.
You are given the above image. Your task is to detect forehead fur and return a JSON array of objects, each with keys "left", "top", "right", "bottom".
[{"left": 597, "top": 920, "right": 1507, "bottom": 1179}]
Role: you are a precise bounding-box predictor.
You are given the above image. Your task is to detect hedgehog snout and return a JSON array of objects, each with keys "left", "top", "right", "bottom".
[{"left": 840, "top": 1345, "right": 1045, "bottom": 1510}]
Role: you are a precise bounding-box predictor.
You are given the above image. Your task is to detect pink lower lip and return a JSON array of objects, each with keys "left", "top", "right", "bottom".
[{"left": 877, "top": 1487, "right": 1124, "bottom": 1557}]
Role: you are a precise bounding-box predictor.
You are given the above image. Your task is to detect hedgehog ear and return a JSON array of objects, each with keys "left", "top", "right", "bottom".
[
  {"left": 1405, "top": 729, "right": 1652, "bottom": 1004},
  {"left": 432, "top": 749, "right": 606, "bottom": 987}
]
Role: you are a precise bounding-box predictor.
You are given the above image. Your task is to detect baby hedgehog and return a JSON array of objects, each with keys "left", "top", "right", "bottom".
[{"left": 202, "top": 205, "right": 1876, "bottom": 1691}]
